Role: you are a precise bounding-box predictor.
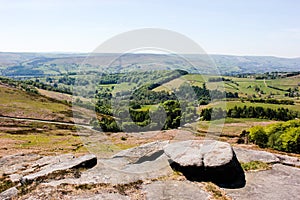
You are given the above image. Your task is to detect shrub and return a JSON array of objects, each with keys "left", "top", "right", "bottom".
[
  {"left": 247, "top": 120, "right": 300, "bottom": 153},
  {"left": 248, "top": 126, "right": 268, "bottom": 148}
]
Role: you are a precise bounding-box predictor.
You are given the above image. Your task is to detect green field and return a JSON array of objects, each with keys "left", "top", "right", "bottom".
[
  {"left": 155, "top": 74, "right": 300, "bottom": 100},
  {"left": 209, "top": 101, "right": 300, "bottom": 112}
]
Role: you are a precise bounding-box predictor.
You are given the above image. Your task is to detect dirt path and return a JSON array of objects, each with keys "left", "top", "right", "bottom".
[{"left": 0, "top": 115, "right": 93, "bottom": 129}]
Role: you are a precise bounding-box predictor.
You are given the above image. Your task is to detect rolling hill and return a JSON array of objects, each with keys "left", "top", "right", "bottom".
[{"left": 0, "top": 52, "right": 299, "bottom": 77}]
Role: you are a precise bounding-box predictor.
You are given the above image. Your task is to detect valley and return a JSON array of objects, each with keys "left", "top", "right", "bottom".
[{"left": 0, "top": 53, "right": 299, "bottom": 200}]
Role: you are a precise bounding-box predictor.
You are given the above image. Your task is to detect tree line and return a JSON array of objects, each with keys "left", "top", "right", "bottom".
[{"left": 200, "top": 105, "right": 298, "bottom": 121}]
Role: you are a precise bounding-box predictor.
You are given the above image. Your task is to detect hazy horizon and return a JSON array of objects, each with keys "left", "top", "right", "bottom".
[
  {"left": 1, "top": 51, "right": 300, "bottom": 59},
  {"left": 0, "top": 0, "right": 299, "bottom": 58}
]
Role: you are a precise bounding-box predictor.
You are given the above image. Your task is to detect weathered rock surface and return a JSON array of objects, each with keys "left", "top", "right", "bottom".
[
  {"left": 233, "top": 147, "right": 280, "bottom": 163},
  {"left": 225, "top": 164, "right": 300, "bottom": 200},
  {"left": 69, "top": 193, "right": 130, "bottom": 200},
  {"left": 2, "top": 139, "right": 300, "bottom": 199},
  {"left": 33, "top": 154, "right": 75, "bottom": 167},
  {"left": 234, "top": 147, "right": 300, "bottom": 167},
  {"left": 0, "top": 154, "right": 42, "bottom": 175},
  {"left": 164, "top": 140, "right": 233, "bottom": 167},
  {"left": 0, "top": 154, "right": 79, "bottom": 183},
  {"left": 21, "top": 154, "right": 97, "bottom": 183},
  {"left": 164, "top": 140, "right": 245, "bottom": 188},
  {"left": 275, "top": 154, "right": 300, "bottom": 167},
  {"left": 112, "top": 140, "right": 169, "bottom": 164},
  {"left": 143, "top": 180, "right": 210, "bottom": 200},
  {"left": 0, "top": 187, "right": 18, "bottom": 200},
  {"left": 46, "top": 141, "right": 173, "bottom": 186}
]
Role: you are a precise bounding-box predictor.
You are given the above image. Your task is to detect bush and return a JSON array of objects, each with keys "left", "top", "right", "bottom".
[
  {"left": 248, "top": 126, "right": 268, "bottom": 148},
  {"left": 247, "top": 120, "right": 300, "bottom": 153}
]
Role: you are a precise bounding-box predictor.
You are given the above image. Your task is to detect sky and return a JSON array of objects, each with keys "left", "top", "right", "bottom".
[{"left": 0, "top": 0, "right": 299, "bottom": 58}]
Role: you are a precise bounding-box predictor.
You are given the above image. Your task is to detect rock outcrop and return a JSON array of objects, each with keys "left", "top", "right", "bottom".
[
  {"left": 143, "top": 180, "right": 211, "bottom": 200},
  {"left": 2, "top": 139, "right": 300, "bottom": 199},
  {"left": 45, "top": 141, "right": 173, "bottom": 186},
  {"left": 233, "top": 147, "right": 280, "bottom": 163},
  {"left": 164, "top": 140, "right": 245, "bottom": 188},
  {"left": 225, "top": 164, "right": 300, "bottom": 200},
  {"left": 21, "top": 154, "right": 97, "bottom": 184}
]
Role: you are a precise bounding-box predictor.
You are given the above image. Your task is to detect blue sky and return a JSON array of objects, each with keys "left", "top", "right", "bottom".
[{"left": 0, "top": 0, "right": 299, "bottom": 57}]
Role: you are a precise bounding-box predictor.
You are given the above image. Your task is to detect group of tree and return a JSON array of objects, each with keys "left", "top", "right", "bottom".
[
  {"left": 91, "top": 99, "right": 198, "bottom": 132},
  {"left": 25, "top": 79, "right": 72, "bottom": 94},
  {"left": 0, "top": 76, "right": 39, "bottom": 94},
  {"left": 208, "top": 77, "right": 231, "bottom": 82},
  {"left": 249, "top": 98, "right": 294, "bottom": 105},
  {"left": 245, "top": 120, "right": 300, "bottom": 153},
  {"left": 227, "top": 106, "right": 298, "bottom": 121},
  {"left": 200, "top": 105, "right": 298, "bottom": 121}
]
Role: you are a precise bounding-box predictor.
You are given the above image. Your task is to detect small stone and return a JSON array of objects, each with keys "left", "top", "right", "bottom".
[{"left": 0, "top": 187, "right": 18, "bottom": 200}]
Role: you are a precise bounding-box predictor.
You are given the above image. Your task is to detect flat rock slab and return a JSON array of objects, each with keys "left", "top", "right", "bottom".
[
  {"left": 225, "top": 164, "right": 300, "bottom": 200},
  {"left": 275, "top": 154, "right": 300, "bottom": 167},
  {"left": 69, "top": 193, "right": 130, "bottom": 200},
  {"left": 112, "top": 140, "right": 169, "bottom": 164},
  {"left": 143, "top": 180, "right": 210, "bottom": 200},
  {"left": 233, "top": 147, "right": 280, "bottom": 163},
  {"left": 33, "top": 154, "right": 75, "bottom": 168},
  {"left": 21, "top": 154, "right": 97, "bottom": 183},
  {"left": 46, "top": 141, "right": 173, "bottom": 186},
  {"left": 0, "top": 154, "right": 42, "bottom": 175}
]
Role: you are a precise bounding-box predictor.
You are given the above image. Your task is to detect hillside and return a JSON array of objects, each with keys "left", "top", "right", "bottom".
[
  {"left": 0, "top": 82, "right": 93, "bottom": 124},
  {"left": 0, "top": 52, "right": 300, "bottom": 77},
  {"left": 155, "top": 73, "right": 300, "bottom": 100}
]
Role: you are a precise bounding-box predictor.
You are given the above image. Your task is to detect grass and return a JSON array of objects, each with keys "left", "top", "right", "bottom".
[
  {"left": 0, "top": 130, "right": 87, "bottom": 155},
  {"left": 193, "top": 118, "right": 275, "bottom": 138},
  {"left": 241, "top": 161, "right": 271, "bottom": 171},
  {"left": 82, "top": 141, "right": 136, "bottom": 157},
  {"left": 204, "top": 182, "right": 230, "bottom": 200},
  {"left": 0, "top": 85, "right": 72, "bottom": 121},
  {"left": 0, "top": 175, "right": 15, "bottom": 193},
  {"left": 267, "top": 76, "right": 300, "bottom": 90},
  {"left": 134, "top": 104, "right": 159, "bottom": 112}
]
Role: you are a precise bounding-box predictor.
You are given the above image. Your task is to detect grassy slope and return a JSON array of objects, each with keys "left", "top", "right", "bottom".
[
  {"left": 0, "top": 84, "right": 74, "bottom": 122},
  {"left": 0, "top": 119, "right": 87, "bottom": 156}
]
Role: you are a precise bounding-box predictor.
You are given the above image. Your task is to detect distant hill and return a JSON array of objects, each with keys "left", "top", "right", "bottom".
[{"left": 0, "top": 52, "right": 299, "bottom": 77}]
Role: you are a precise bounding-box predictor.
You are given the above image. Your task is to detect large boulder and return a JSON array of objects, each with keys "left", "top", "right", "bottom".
[{"left": 164, "top": 140, "right": 245, "bottom": 188}]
